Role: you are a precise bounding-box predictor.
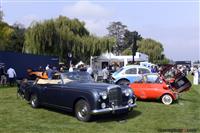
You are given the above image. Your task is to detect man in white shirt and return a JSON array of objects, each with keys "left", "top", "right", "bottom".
[
  {"left": 45, "top": 64, "right": 49, "bottom": 70},
  {"left": 102, "top": 66, "right": 109, "bottom": 83},
  {"left": 7, "top": 67, "right": 17, "bottom": 86},
  {"left": 87, "top": 65, "right": 93, "bottom": 77},
  {"left": 69, "top": 64, "right": 73, "bottom": 72}
]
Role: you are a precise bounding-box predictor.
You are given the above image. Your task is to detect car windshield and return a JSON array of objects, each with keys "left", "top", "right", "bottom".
[{"left": 61, "top": 71, "right": 94, "bottom": 83}]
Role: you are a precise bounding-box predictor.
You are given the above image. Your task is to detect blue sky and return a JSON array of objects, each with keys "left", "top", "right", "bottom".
[{"left": 1, "top": 0, "right": 199, "bottom": 61}]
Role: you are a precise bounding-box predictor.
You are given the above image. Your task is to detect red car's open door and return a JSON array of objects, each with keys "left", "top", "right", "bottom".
[{"left": 159, "top": 64, "right": 191, "bottom": 93}]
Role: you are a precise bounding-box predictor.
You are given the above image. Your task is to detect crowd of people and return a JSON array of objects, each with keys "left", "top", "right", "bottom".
[
  {"left": 1, "top": 62, "right": 200, "bottom": 86},
  {"left": 0, "top": 65, "right": 17, "bottom": 86}
]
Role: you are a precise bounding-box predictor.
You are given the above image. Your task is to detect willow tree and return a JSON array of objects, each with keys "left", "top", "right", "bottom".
[
  {"left": 0, "top": 21, "right": 14, "bottom": 50},
  {"left": 23, "top": 16, "right": 115, "bottom": 63},
  {"left": 137, "top": 38, "right": 169, "bottom": 64}
]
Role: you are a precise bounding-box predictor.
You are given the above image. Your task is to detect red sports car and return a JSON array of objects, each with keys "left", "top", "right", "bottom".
[{"left": 129, "top": 71, "right": 191, "bottom": 105}]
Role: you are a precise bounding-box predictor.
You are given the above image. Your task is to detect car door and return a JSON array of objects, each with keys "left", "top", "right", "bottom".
[
  {"left": 142, "top": 75, "right": 164, "bottom": 99},
  {"left": 131, "top": 82, "right": 146, "bottom": 99},
  {"left": 125, "top": 68, "right": 141, "bottom": 83},
  {"left": 129, "top": 76, "right": 146, "bottom": 99},
  {"left": 58, "top": 83, "right": 78, "bottom": 109},
  {"left": 40, "top": 80, "right": 63, "bottom": 106}
]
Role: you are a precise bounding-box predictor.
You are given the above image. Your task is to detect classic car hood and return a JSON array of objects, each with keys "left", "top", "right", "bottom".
[{"left": 67, "top": 82, "right": 121, "bottom": 92}]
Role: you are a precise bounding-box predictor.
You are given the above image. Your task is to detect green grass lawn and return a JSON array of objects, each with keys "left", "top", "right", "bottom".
[{"left": 0, "top": 76, "right": 199, "bottom": 133}]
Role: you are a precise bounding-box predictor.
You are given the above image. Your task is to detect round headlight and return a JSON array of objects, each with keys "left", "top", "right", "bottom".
[
  {"left": 100, "top": 91, "right": 107, "bottom": 100},
  {"left": 101, "top": 103, "right": 106, "bottom": 109},
  {"left": 128, "top": 98, "right": 133, "bottom": 104},
  {"left": 124, "top": 89, "right": 132, "bottom": 97}
]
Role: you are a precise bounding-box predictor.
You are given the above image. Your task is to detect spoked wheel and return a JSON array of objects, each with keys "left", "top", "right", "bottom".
[
  {"left": 17, "top": 90, "right": 25, "bottom": 99},
  {"left": 75, "top": 99, "right": 91, "bottom": 122},
  {"left": 30, "top": 94, "right": 39, "bottom": 108},
  {"left": 117, "top": 80, "right": 130, "bottom": 86},
  {"left": 161, "top": 94, "right": 173, "bottom": 105}
]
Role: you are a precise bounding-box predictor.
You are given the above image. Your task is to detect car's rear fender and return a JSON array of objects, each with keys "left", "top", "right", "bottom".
[
  {"left": 116, "top": 78, "right": 130, "bottom": 84},
  {"left": 27, "top": 87, "right": 41, "bottom": 101}
]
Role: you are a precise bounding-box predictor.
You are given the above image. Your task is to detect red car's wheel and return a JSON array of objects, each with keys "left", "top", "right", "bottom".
[{"left": 161, "top": 94, "right": 173, "bottom": 105}]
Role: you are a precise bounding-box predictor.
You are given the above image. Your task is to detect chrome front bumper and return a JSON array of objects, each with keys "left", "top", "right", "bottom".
[{"left": 91, "top": 103, "right": 137, "bottom": 115}]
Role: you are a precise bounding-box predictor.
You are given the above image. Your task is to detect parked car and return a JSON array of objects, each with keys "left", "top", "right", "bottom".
[
  {"left": 18, "top": 71, "right": 137, "bottom": 122},
  {"left": 129, "top": 72, "right": 191, "bottom": 105},
  {"left": 112, "top": 65, "right": 151, "bottom": 85}
]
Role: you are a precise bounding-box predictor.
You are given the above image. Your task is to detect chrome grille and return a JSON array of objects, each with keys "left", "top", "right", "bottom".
[{"left": 108, "top": 87, "right": 122, "bottom": 106}]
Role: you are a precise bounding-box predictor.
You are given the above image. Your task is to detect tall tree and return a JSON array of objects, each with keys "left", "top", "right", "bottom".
[
  {"left": 7, "top": 23, "right": 26, "bottom": 52},
  {"left": 23, "top": 16, "right": 114, "bottom": 64},
  {"left": 107, "top": 21, "right": 127, "bottom": 55},
  {"left": 124, "top": 30, "right": 142, "bottom": 63},
  {"left": 137, "top": 38, "right": 169, "bottom": 64},
  {"left": 0, "top": 21, "right": 14, "bottom": 50},
  {"left": 0, "top": 9, "right": 3, "bottom": 21}
]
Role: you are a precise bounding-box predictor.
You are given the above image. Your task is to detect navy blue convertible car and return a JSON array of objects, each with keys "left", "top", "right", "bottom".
[{"left": 18, "top": 71, "right": 137, "bottom": 122}]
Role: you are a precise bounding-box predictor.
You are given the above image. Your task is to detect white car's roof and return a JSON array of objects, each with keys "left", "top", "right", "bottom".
[{"left": 123, "top": 65, "right": 150, "bottom": 69}]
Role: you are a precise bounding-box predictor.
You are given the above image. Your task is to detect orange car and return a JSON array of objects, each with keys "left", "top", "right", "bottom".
[{"left": 129, "top": 73, "right": 191, "bottom": 105}]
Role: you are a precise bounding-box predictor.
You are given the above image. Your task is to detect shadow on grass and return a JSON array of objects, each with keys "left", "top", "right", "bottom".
[
  {"left": 94, "top": 110, "right": 142, "bottom": 123},
  {"left": 34, "top": 105, "right": 141, "bottom": 122},
  {"left": 178, "top": 97, "right": 195, "bottom": 103},
  {"left": 136, "top": 99, "right": 163, "bottom": 104},
  {"left": 36, "top": 105, "right": 75, "bottom": 116},
  {"left": 136, "top": 99, "right": 182, "bottom": 106}
]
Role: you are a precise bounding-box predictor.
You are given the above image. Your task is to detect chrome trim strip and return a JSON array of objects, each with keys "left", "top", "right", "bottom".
[{"left": 91, "top": 103, "right": 137, "bottom": 115}]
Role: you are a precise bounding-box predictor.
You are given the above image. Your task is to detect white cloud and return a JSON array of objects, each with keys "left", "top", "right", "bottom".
[
  {"left": 19, "top": 14, "right": 40, "bottom": 28},
  {"left": 62, "top": 1, "right": 111, "bottom": 19},
  {"left": 84, "top": 19, "right": 109, "bottom": 36},
  {"left": 61, "top": 0, "right": 114, "bottom": 36}
]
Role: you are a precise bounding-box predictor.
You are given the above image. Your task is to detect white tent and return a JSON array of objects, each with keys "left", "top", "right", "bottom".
[
  {"left": 75, "top": 61, "right": 84, "bottom": 68},
  {"left": 90, "top": 52, "right": 149, "bottom": 70}
]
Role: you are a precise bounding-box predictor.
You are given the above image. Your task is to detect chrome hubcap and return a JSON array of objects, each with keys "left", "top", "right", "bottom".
[
  {"left": 31, "top": 97, "right": 36, "bottom": 106},
  {"left": 78, "top": 106, "right": 88, "bottom": 118},
  {"left": 163, "top": 95, "right": 172, "bottom": 105}
]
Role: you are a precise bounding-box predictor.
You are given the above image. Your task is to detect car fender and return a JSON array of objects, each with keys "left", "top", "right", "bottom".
[
  {"left": 116, "top": 78, "right": 130, "bottom": 84},
  {"left": 27, "top": 86, "right": 41, "bottom": 101},
  {"left": 72, "top": 90, "right": 98, "bottom": 111},
  {"left": 160, "top": 92, "right": 176, "bottom": 100}
]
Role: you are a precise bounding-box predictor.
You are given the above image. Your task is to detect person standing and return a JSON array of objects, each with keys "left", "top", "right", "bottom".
[
  {"left": 87, "top": 65, "right": 93, "bottom": 77},
  {"left": 7, "top": 67, "right": 17, "bottom": 86},
  {"left": 0, "top": 66, "right": 7, "bottom": 86},
  {"left": 193, "top": 68, "right": 199, "bottom": 85},
  {"left": 45, "top": 64, "right": 49, "bottom": 71},
  {"left": 102, "top": 66, "right": 109, "bottom": 83},
  {"left": 69, "top": 64, "right": 74, "bottom": 72},
  {"left": 46, "top": 66, "right": 53, "bottom": 80}
]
